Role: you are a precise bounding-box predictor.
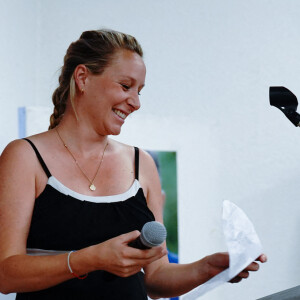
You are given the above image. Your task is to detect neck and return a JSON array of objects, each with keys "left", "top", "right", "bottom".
[{"left": 55, "top": 116, "right": 109, "bottom": 156}]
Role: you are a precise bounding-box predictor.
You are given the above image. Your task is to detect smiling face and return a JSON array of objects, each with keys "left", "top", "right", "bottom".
[{"left": 79, "top": 50, "right": 146, "bottom": 136}]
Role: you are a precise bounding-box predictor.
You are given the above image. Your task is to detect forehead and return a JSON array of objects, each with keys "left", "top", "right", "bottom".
[{"left": 104, "top": 50, "right": 146, "bottom": 79}]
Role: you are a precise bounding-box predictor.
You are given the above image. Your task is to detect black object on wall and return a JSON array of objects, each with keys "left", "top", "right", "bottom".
[{"left": 269, "top": 86, "right": 300, "bottom": 127}]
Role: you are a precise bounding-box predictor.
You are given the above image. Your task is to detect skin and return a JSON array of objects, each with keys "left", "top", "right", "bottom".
[{"left": 0, "top": 49, "right": 267, "bottom": 297}]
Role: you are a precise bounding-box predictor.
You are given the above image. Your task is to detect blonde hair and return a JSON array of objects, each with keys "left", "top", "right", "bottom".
[{"left": 49, "top": 29, "right": 143, "bottom": 129}]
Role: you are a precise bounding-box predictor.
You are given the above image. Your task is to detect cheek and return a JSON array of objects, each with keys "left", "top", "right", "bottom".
[
  {"left": 88, "top": 87, "right": 124, "bottom": 114},
  {"left": 109, "top": 91, "right": 126, "bottom": 106}
]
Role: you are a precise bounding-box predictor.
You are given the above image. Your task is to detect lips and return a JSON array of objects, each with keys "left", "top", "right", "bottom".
[{"left": 113, "top": 109, "right": 127, "bottom": 120}]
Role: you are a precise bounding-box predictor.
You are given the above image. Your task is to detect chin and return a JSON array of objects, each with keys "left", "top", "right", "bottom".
[{"left": 108, "top": 126, "right": 122, "bottom": 136}]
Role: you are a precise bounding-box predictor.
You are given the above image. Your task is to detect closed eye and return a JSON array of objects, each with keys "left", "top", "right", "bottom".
[
  {"left": 121, "top": 84, "right": 141, "bottom": 96},
  {"left": 121, "top": 84, "right": 130, "bottom": 90}
]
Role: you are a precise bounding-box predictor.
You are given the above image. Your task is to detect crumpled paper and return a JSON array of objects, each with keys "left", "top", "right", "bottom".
[{"left": 182, "top": 200, "right": 263, "bottom": 299}]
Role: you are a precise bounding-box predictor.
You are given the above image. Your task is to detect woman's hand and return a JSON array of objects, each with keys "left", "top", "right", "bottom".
[
  {"left": 229, "top": 254, "right": 267, "bottom": 283},
  {"left": 85, "top": 231, "right": 167, "bottom": 277},
  {"left": 202, "top": 252, "right": 267, "bottom": 284}
]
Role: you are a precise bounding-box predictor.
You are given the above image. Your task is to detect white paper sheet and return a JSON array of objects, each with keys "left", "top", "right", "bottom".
[{"left": 182, "top": 200, "right": 263, "bottom": 299}]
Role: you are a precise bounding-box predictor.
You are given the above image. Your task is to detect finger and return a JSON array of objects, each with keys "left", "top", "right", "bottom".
[
  {"left": 112, "top": 253, "right": 164, "bottom": 276},
  {"left": 244, "top": 262, "right": 259, "bottom": 272},
  {"left": 139, "top": 248, "right": 167, "bottom": 265},
  {"left": 126, "top": 256, "right": 163, "bottom": 270},
  {"left": 229, "top": 271, "right": 249, "bottom": 283},
  {"left": 256, "top": 254, "right": 267, "bottom": 263},
  {"left": 126, "top": 245, "right": 167, "bottom": 261},
  {"left": 230, "top": 277, "right": 243, "bottom": 284},
  {"left": 237, "top": 270, "right": 249, "bottom": 279},
  {"left": 124, "top": 248, "right": 167, "bottom": 270},
  {"left": 119, "top": 230, "right": 141, "bottom": 243}
]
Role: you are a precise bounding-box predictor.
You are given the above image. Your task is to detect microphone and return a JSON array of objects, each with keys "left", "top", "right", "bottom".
[
  {"left": 269, "top": 86, "right": 300, "bottom": 126},
  {"left": 128, "top": 221, "right": 167, "bottom": 249},
  {"left": 103, "top": 221, "right": 167, "bottom": 281}
]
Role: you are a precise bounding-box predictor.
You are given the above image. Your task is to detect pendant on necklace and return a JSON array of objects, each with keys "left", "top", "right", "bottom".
[{"left": 89, "top": 184, "right": 96, "bottom": 191}]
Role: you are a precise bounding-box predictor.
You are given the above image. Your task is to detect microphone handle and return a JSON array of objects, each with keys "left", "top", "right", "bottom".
[{"left": 128, "top": 235, "right": 151, "bottom": 249}]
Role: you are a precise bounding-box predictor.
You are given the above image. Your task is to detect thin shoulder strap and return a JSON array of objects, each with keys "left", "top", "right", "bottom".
[
  {"left": 23, "top": 138, "right": 52, "bottom": 178},
  {"left": 134, "top": 147, "right": 139, "bottom": 180}
]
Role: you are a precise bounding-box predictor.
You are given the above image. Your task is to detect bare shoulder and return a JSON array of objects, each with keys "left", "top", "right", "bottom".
[
  {"left": 109, "top": 140, "right": 157, "bottom": 171},
  {"left": 139, "top": 149, "right": 158, "bottom": 177},
  {"left": 0, "top": 139, "right": 36, "bottom": 167},
  {"left": 107, "top": 138, "right": 137, "bottom": 158},
  {"left": 24, "top": 130, "right": 56, "bottom": 151},
  {"left": 0, "top": 139, "right": 39, "bottom": 196},
  {"left": 0, "top": 131, "right": 51, "bottom": 166},
  {"left": 108, "top": 138, "right": 131, "bottom": 149},
  {"left": 0, "top": 134, "right": 52, "bottom": 192}
]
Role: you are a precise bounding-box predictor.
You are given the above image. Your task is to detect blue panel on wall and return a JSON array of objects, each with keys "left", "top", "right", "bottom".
[{"left": 18, "top": 107, "right": 26, "bottom": 138}]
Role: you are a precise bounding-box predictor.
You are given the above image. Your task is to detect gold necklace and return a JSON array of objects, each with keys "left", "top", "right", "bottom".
[{"left": 55, "top": 128, "right": 108, "bottom": 191}]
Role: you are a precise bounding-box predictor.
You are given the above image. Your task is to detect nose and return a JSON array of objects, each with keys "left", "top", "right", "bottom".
[{"left": 127, "top": 93, "right": 141, "bottom": 111}]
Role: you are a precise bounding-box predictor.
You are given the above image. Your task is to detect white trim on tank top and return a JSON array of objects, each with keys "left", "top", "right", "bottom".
[{"left": 47, "top": 176, "right": 141, "bottom": 203}]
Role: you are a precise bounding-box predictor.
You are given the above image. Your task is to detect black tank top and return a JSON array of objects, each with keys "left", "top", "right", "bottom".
[{"left": 16, "top": 139, "right": 155, "bottom": 300}]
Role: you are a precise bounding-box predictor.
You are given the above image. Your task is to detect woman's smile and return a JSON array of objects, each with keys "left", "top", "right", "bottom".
[{"left": 112, "top": 108, "right": 128, "bottom": 120}]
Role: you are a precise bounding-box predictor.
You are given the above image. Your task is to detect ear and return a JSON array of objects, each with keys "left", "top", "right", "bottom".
[{"left": 73, "top": 64, "right": 88, "bottom": 93}]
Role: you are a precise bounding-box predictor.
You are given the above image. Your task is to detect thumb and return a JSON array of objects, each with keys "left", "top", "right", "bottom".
[{"left": 121, "top": 230, "right": 141, "bottom": 243}]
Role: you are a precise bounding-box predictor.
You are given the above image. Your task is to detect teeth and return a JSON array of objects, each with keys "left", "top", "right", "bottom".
[{"left": 113, "top": 109, "right": 126, "bottom": 119}]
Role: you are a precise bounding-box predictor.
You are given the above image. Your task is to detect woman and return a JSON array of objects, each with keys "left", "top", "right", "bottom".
[{"left": 0, "top": 29, "right": 266, "bottom": 299}]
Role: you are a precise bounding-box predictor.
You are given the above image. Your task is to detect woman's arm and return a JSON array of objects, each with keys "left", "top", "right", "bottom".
[
  {"left": 0, "top": 140, "right": 80, "bottom": 293},
  {"left": 139, "top": 150, "right": 266, "bottom": 299},
  {"left": 0, "top": 141, "right": 166, "bottom": 294},
  {"left": 144, "top": 252, "right": 265, "bottom": 299}
]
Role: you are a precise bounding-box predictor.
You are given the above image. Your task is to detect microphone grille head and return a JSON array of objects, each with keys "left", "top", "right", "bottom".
[{"left": 141, "top": 221, "right": 167, "bottom": 247}]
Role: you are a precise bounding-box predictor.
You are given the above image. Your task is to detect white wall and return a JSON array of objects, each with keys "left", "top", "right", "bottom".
[{"left": 1, "top": 0, "right": 300, "bottom": 299}]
